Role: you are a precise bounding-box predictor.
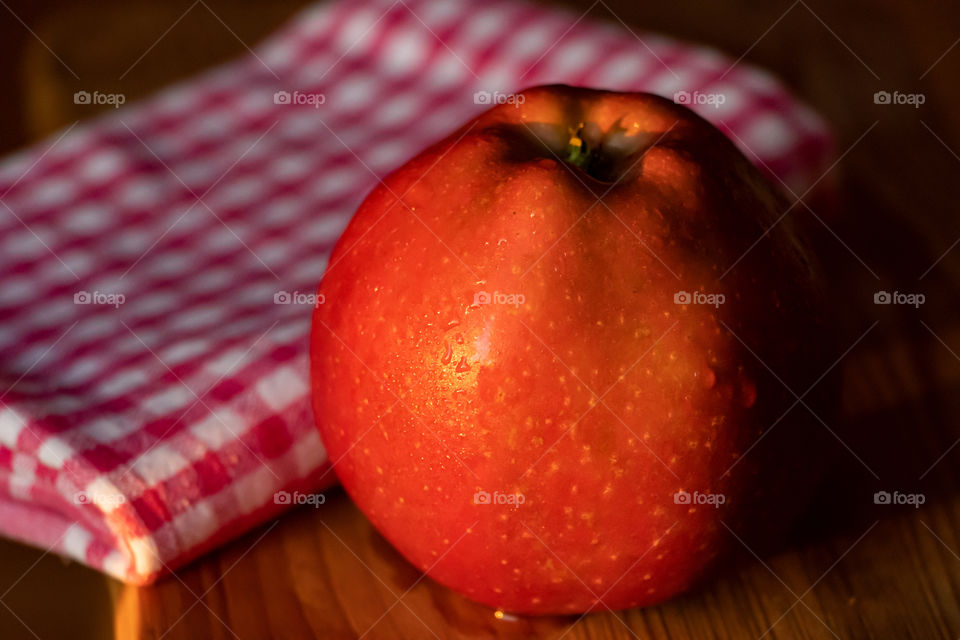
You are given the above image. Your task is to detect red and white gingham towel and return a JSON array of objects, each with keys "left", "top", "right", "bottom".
[{"left": 0, "top": 0, "right": 832, "bottom": 584}]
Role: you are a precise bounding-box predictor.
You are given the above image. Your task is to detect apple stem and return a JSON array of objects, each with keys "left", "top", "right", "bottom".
[{"left": 565, "top": 131, "right": 591, "bottom": 170}]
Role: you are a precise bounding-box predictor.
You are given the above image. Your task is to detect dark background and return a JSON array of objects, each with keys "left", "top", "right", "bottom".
[{"left": 1, "top": 1, "right": 959, "bottom": 638}]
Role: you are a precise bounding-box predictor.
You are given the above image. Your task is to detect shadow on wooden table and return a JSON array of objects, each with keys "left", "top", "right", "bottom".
[{"left": 794, "top": 174, "right": 960, "bottom": 544}]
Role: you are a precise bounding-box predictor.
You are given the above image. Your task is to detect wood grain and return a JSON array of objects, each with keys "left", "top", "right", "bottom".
[{"left": 2, "top": 0, "right": 960, "bottom": 638}]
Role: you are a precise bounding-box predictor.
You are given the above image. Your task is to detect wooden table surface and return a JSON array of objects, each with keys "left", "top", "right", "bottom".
[{"left": 2, "top": 0, "right": 960, "bottom": 638}]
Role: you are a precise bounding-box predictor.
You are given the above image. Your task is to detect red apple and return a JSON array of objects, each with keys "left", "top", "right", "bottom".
[{"left": 310, "top": 85, "right": 833, "bottom": 614}]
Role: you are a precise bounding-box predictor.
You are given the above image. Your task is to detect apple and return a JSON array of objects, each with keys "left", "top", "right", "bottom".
[{"left": 310, "top": 85, "right": 833, "bottom": 614}]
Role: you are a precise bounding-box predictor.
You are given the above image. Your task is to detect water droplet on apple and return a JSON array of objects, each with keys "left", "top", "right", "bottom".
[
  {"left": 702, "top": 366, "right": 716, "bottom": 389},
  {"left": 440, "top": 341, "right": 452, "bottom": 364},
  {"left": 456, "top": 357, "right": 471, "bottom": 373}
]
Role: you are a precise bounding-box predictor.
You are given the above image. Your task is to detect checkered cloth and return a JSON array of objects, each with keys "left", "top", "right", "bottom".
[{"left": 0, "top": 0, "right": 832, "bottom": 584}]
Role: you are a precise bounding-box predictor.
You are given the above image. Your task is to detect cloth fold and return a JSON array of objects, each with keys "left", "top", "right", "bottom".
[{"left": 0, "top": 0, "right": 832, "bottom": 584}]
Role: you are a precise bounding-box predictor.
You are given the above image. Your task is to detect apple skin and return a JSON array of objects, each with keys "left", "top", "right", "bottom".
[{"left": 310, "top": 85, "right": 834, "bottom": 614}]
